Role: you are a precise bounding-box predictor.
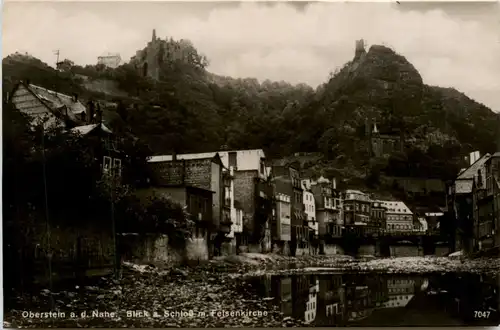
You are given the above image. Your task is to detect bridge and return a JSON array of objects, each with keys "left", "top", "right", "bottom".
[{"left": 330, "top": 228, "right": 449, "bottom": 257}]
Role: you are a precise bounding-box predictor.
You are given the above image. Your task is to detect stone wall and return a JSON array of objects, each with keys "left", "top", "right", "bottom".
[
  {"left": 323, "top": 244, "right": 344, "bottom": 255},
  {"left": 186, "top": 237, "right": 209, "bottom": 261},
  {"left": 272, "top": 241, "right": 291, "bottom": 255},
  {"left": 358, "top": 244, "right": 376, "bottom": 256},
  {"left": 390, "top": 245, "right": 423, "bottom": 257},
  {"left": 25, "top": 222, "right": 115, "bottom": 283},
  {"left": 33, "top": 224, "right": 114, "bottom": 268},
  {"left": 295, "top": 247, "right": 311, "bottom": 256},
  {"left": 220, "top": 240, "right": 236, "bottom": 256},
  {"left": 434, "top": 246, "right": 450, "bottom": 257},
  {"left": 122, "top": 234, "right": 209, "bottom": 265}
]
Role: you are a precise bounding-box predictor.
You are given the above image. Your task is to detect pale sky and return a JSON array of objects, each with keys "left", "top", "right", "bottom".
[{"left": 3, "top": 1, "right": 500, "bottom": 111}]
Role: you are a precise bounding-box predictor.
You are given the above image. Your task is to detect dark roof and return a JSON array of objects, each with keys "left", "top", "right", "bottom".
[
  {"left": 70, "top": 123, "right": 112, "bottom": 135},
  {"left": 148, "top": 152, "right": 225, "bottom": 168}
]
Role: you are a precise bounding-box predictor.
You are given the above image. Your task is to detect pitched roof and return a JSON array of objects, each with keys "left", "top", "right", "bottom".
[
  {"left": 453, "top": 153, "right": 491, "bottom": 194},
  {"left": 456, "top": 153, "right": 490, "bottom": 180},
  {"left": 27, "top": 84, "right": 86, "bottom": 122},
  {"left": 345, "top": 189, "right": 366, "bottom": 195},
  {"left": 70, "top": 123, "right": 112, "bottom": 135},
  {"left": 149, "top": 152, "right": 218, "bottom": 163},
  {"left": 380, "top": 200, "right": 413, "bottom": 215}
]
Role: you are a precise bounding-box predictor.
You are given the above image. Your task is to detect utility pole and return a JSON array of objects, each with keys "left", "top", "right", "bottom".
[
  {"left": 53, "top": 50, "right": 60, "bottom": 99},
  {"left": 54, "top": 49, "right": 60, "bottom": 66}
]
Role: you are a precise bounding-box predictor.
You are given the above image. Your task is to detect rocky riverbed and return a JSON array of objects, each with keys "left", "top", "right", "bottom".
[{"left": 4, "top": 254, "right": 500, "bottom": 328}]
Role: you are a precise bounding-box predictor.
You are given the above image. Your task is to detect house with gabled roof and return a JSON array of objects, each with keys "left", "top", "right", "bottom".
[
  {"left": 148, "top": 152, "right": 234, "bottom": 256},
  {"left": 149, "top": 148, "right": 273, "bottom": 255},
  {"left": 449, "top": 151, "right": 491, "bottom": 253},
  {"left": 472, "top": 151, "right": 500, "bottom": 254},
  {"left": 9, "top": 81, "right": 92, "bottom": 130}
]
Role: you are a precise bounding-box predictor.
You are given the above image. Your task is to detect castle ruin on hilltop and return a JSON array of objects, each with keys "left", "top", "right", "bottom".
[
  {"left": 354, "top": 39, "right": 366, "bottom": 61},
  {"left": 130, "top": 29, "right": 204, "bottom": 80}
]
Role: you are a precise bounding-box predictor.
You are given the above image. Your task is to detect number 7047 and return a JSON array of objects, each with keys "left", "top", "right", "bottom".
[{"left": 474, "top": 311, "right": 490, "bottom": 318}]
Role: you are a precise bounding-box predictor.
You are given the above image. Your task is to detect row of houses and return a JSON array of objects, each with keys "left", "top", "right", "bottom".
[
  {"left": 448, "top": 150, "right": 500, "bottom": 255},
  {"left": 7, "top": 81, "right": 433, "bottom": 261},
  {"left": 145, "top": 149, "right": 434, "bottom": 256}
]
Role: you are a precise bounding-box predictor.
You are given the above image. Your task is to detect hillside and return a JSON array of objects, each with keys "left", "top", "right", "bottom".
[{"left": 3, "top": 40, "right": 499, "bottom": 193}]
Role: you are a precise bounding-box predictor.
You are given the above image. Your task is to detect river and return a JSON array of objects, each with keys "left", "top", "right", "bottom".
[{"left": 241, "top": 271, "right": 500, "bottom": 326}]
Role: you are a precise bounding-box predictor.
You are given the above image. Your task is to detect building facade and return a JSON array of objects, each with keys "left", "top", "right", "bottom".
[
  {"left": 272, "top": 193, "right": 292, "bottom": 254},
  {"left": 97, "top": 53, "right": 121, "bottom": 68},
  {"left": 148, "top": 153, "right": 228, "bottom": 256},
  {"left": 472, "top": 152, "right": 500, "bottom": 253},
  {"left": 343, "top": 190, "right": 372, "bottom": 236},
  {"left": 308, "top": 177, "right": 343, "bottom": 254},
  {"left": 381, "top": 201, "right": 414, "bottom": 232},
  {"left": 217, "top": 149, "right": 271, "bottom": 252},
  {"left": 302, "top": 182, "right": 318, "bottom": 236},
  {"left": 449, "top": 151, "right": 490, "bottom": 253},
  {"left": 272, "top": 164, "right": 310, "bottom": 256},
  {"left": 366, "top": 120, "right": 404, "bottom": 158},
  {"left": 370, "top": 201, "right": 387, "bottom": 233}
]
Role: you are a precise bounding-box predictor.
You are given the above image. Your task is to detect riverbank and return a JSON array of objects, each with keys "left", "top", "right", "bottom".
[
  {"left": 201, "top": 253, "right": 500, "bottom": 276},
  {"left": 4, "top": 254, "right": 500, "bottom": 328}
]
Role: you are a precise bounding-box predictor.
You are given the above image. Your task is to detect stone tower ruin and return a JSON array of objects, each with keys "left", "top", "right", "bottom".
[{"left": 354, "top": 39, "right": 366, "bottom": 60}]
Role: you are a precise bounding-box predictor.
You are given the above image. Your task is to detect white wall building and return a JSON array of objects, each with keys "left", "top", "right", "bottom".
[
  {"left": 97, "top": 53, "right": 121, "bottom": 68},
  {"left": 302, "top": 181, "right": 318, "bottom": 235},
  {"left": 380, "top": 201, "right": 414, "bottom": 232},
  {"left": 227, "top": 166, "right": 241, "bottom": 238}
]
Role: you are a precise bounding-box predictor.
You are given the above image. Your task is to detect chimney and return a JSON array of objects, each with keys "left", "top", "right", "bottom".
[
  {"left": 172, "top": 150, "right": 177, "bottom": 162},
  {"left": 95, "top": 103, "right": 103, "bottom": 124},
  {"left": 332, "top": 177, "right": 337, "bottom": 190},
  {"left": 469, "top": 151, "right": 476, "bottom": 165},
  {"left": 228, "top": 151, "right": 237, "bottom": 169},
  {"left": 152, "top": 29, "right": 157, "bottom": 42},
  {"left": 72, "top": 93, "right": 78, "bottom": 102},
  {"left": 87, "top": 100, "right": 95, "bottom": 124}
]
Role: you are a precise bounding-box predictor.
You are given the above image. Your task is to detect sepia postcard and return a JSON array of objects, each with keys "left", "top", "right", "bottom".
[{"left": 2, "top": 1, "right": 500, "bottom": 328}]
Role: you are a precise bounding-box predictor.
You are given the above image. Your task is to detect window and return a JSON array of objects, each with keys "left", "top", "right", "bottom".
[
  {"left": 103, "top": 156, "right": 112, "bottom": 174},
  {"left": 113, "top": 158, "right": 122, "bottom": 177},
  {"left": 203, "top": 198, "right": 208, "bottom": 213}
]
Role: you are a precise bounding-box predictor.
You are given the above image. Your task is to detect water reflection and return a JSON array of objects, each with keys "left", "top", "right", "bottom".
[{"left": 247, "top": 272, "right": 499, "bottom": 326}]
